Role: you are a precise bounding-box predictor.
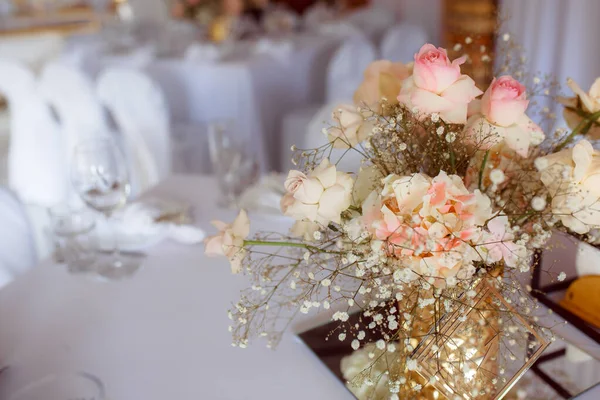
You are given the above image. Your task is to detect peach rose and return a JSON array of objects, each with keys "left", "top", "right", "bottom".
[
  {"left": 397, "top": 44, "right": 482, "bottom": 124},
  {"left": 283, "top": 159, "right": 354, "bottom": 224},
  {"left": 328, "top": 104, "right": 373, "bottom": 148},
  {"left": 537, "top": 140, "right": 600, "bottom": 234},
  {"left": 353, "top": 60, "right": 412, "bottom": 112},
  {"left": 558, "top": 78, "right": 600, "bottom": 140},
  {"left": 204, "top": 210, "right": 250, "bottom": 273},
  {"left": 464, "top": 75, "right": 543, "bottom": 157}
]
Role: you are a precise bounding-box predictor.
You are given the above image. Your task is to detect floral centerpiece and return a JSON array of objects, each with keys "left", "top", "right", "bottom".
[
  {"left": 171, "top": 0, "right": 244, "bottom": 42},
  {"left": 204, "top": 38, "right": 600, "bottom": 399}
]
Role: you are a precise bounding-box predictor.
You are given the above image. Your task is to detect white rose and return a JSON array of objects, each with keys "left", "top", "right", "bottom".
[
  {"left": 537, "top": 140, "right": 600, "bottom": 233},
  {"left": 283, "top": 159, "right": 354, "bottom": 225},
  {"left": 289, "top": 220, "right": 321, "bottom": 241},
  {"left": 328, "top": 104, "right": 373, "bottom": 149}
]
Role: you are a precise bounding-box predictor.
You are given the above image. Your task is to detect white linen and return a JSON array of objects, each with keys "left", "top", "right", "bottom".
[
  {"left": 0, "top": 187, "right": 37, "bottom": 289},
  {"left": 303, "top": 3, "right": 336, "bottom": 30},
  {"left": 146, "top": 60, "right": 269, "bottom": 170},
  {"left": 325, "top": 36, "right": 377, "bottom": 103},
  {"left": 0, "top": 176, "right": 599, "bottom": 400},
  {"left": 305, "top": 103, "right": 364, "bottom": 173},
  {"left": 0, "top": 61, "right": 68, "bottom": 207},
  {"left": 0, "top": 175, "right": 350, "bottom": 400},
  {"left": 96, "top": 68, "right": 169, "bottom": 194},
  {"left": 238, "top": 173, "right": 286, "bottom": 215},
  {"left": 39, "top": 62, "right": 112, "bottom": 146},
  {"left": 184, "top": 43, "right": 222, "bottom": 64},
  {"left": 96, "top": 199, "right": 205, "bottom": 250},
  {"left": 380, "top": 23, "right": 428, "bottom": 62},
  {"left": 0, "top": 33, "right": 64, "bottom": 72},
  {"left": 253, "top": 38, "right": 294, "bottom": 63}
]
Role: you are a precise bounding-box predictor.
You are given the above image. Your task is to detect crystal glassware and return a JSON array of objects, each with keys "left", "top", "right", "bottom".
[
  {"left": 7, "top": 371, "right": 106, "bottom": 400},
  {"left": 71, "top": 138, "right": 142, "bottom": 280},
  {"left": 48, "top": 205, "right": 96, "bottom": 273},
  {"left": 208, "top": 121, "right": 260, "bottom": 208}
]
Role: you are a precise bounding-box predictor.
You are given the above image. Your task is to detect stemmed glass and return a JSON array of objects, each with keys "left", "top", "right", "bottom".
[
  {"left": 71, "top": 138, "right": 141, "bottom": 280},
  {"left": 7, "top": 371, "right": 106, "bottom": 400},
  {"left": 208, "top": 121, "right": 260, "bottom": 208}
]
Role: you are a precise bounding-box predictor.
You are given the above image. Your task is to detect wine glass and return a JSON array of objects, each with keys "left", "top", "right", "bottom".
[
  {"left": 7, "top": 371, "right": 106, "bottom": 400},
  {"left": 71, "top": 139, "right": 142, "bottom": 280},
  {"left": 48, "top": 205, "right": 96, "bottom": 274},
  {"left": 208, "top": 121, "right": 260, "bottom": 208}
]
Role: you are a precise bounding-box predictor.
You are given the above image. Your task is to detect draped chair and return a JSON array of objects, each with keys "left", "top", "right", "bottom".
[
  {"left": 280, "top": 35, "right": 377, "bottom": 171},
  {"left": 96, "top": 68, "right": 171, "bottom": 194}
]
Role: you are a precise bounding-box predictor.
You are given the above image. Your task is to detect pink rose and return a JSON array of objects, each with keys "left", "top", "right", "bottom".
[
  {"left": 283, "top": 159, "right": 354, "bottom": 225},
  {"left": 353, "top": 60, "right": 412, "bottom": 112},
  {"left": 412, "top": 44, "right": 464, "bottom": 94},
  {"left": 464, "top": 75, "right": 543, "bottom": 157},
  {"left": 204, "top": 210, "right": 250, "bottom": 273},
  {"left": 397, "top": 44, "right": 482, "bottom": 124},
  {"left": 481, "top": 76, "right": 529, "bottom": 127}
]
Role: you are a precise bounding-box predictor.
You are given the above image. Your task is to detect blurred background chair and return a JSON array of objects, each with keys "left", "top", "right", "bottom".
[
  {"left": 380, "top": 23, "right": 428, "bottom": 62},
  {"left": 0, "top": 61, "right": 68, "bottom": 259},
  {"left": 0, "top": 186, "right": 37, "bottom": 289},
  {"left": 280, "top": 35, "right": 376, "bottom": 171},
  {"left": 96, "top": 67, "right": 170, "bottom": 194},
  {"left": 39, "top": 61, "right": 113, "bottom": 151}
]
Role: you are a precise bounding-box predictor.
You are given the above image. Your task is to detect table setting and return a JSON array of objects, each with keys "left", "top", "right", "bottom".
[{"left": 6, "top": 2, "right": 600, "bottom": 400}]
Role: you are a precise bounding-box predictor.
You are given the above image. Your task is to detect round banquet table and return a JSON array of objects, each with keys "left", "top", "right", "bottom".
[
  {"left": 0, "top": 175, "right": 352, "bottom": 400},
  {"left": 1, "top": 175, "right": 600, "bottom": 399}
]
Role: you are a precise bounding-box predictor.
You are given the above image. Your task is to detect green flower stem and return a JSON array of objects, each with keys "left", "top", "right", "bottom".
[
  {"left": 478, "top": 150, "right": 490, "bottom": 191},
  {"left": 243, "top": 240, "right": 340, "bottom": 254},
  {"left": 556, "top": 110, "right": 600, "bottom": 151},
  {"left": 243, "top": 240, "right": 310, "bottom": 249}
]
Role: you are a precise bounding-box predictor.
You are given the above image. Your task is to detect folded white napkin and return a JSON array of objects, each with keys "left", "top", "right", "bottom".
[
  {"left": 98, "top": 199, "right": 205, "bottom": 250},
  {"left": 184, "top": 43, "right": 222, "bottom": 63},
  {"left": 253, "top": 39, "right": 293, "bottom": 62},
  {"left": 238, "top": 174, "right": 286, "bottom": 215}
]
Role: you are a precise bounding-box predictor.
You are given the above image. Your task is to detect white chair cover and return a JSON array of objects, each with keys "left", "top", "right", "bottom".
[
  {"left": 97, "top": 68, "right": 170, "bottom": 194},
  {"left": 380, "top": 24, "right": 428, "bottom": 63},
  {"left": 0, "top": 33, "right": 64, "bottom": 72},
  {"left": 0, "top": 61, "right": 68, "bottom": 207},
  {"left": 303, "top": 2, "right": 336, "bottom": 30},
  {"left": 0, "top": 187, "right": 37, "bottom": 288},
  {"left": 101, "top": 45, "right": 157, "bottom": 70},
  {"left": 39, "top": 62, "right": 111, "bottom": 151},
  {"left": 346, "top": 6, "right": 396, "bottom": 40},
  {"left": 325, "top": 37, "right": 377, "bottom": 103},
  {"left": 279, "top": 37, "right": 375, "bottom": 171},
  {"left": 305, "top": 103, "right": 363, "bottom": 174}
]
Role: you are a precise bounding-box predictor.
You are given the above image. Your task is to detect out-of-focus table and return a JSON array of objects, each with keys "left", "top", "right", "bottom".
[
  {"left": 144, "top": 33, "right": 341, "bottom": 171},
  {"left": 2, "top": 175, "right": 595, "bottom": 399},
  {"left": 0, "top": 175, "right": 352, "bottom": 400}
]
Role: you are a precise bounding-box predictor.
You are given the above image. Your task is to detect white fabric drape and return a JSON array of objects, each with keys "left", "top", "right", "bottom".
[{"left": 500, "top": 0, "right": 600, "bottom": 95}]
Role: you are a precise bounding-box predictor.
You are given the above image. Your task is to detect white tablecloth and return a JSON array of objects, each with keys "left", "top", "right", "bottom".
[
  {"left": 0, "top": 175, "right": 351, "bottom": 400},
  {"left": 145, "top": 34, "right": 340, "bottom": 172},
  {"left": 67, "top": 32, "right": 341, "bottom": 172},
  {"left": 2, "top": 175, "right": 597, "bottom": 399}
]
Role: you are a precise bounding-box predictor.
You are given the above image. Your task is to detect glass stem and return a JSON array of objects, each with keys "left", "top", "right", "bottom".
[{"left": 104, "top": 211, "right": 122, "bottom": 267}]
